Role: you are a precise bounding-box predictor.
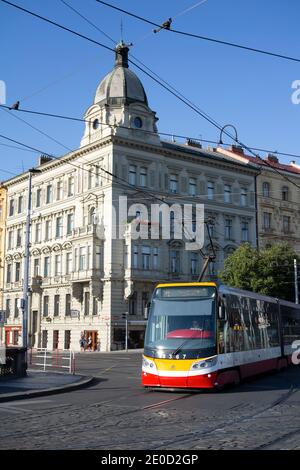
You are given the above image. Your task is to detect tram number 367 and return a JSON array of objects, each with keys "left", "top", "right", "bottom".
[{"left": 158, "top": 353, "right": 187, "bottom": 360}]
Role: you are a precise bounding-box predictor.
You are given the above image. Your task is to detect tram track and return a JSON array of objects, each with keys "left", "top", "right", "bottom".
[
  {"left": 0, "top": 367, "right": 299, "bottom": 450},
  {"left": 145, "top": 383, "right": 298, "bottom": 450}
]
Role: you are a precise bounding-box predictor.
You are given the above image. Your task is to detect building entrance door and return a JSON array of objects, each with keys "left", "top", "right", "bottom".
[
  {"left": 5, "top": 330, "right": 10, "bottom": 346},
  {"left": 84, "top": 331, "right": 98, "bottom": 351}
]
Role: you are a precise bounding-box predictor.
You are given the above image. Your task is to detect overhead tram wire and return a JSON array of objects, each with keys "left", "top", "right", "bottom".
[
  {"left": 95, "top": 0, "right": 300, "bottom": 65},
  {"left": 1, "top": 107, "right": 72, "bottom": 152},
  {"left": 1, "top": 130, "right": 298, "bottom": 203},
  {"left": 2, "top": 104, "right": 300, "bottom": 163},
  {"left": 2, "top": 2, "right": 300, "bottom": 190}
]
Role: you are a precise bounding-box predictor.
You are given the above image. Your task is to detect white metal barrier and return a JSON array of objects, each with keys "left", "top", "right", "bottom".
[{"left": 29, "top": 348, "right": 75, "bottom": 374}]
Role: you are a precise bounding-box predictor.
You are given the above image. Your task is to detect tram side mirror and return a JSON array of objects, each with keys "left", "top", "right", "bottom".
[
  {"left": 144, "top": 302, "right": 151, "bottom": 320},
  {"left": 218, "top": 303, "right": 226, "bottom": 321}
]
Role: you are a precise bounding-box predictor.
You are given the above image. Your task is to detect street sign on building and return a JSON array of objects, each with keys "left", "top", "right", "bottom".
[{"left": 70, "top": 309, "right": 80, "bottom": 319}]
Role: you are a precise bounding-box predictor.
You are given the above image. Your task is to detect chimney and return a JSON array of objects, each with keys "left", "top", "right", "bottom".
[
  {"left": 229, "top": 145, "right": 244, "bottom": 155},
  {"left": 38, "top": 155, "right": 53, "bottom": 166},
  {"left": 265, "top": 154, "right": 279, "bottom": 164}
]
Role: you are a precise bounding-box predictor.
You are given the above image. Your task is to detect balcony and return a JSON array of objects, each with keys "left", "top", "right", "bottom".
[{"left": 72, "top": 224, "right": 98, "bottom": 238}]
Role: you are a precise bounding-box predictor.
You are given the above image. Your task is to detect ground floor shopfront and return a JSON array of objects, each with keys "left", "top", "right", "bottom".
[{"left": 4, "top": 326, "right": 22, "bottom": 346}]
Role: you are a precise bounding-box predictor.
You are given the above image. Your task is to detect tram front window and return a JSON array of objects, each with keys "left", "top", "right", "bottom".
[{"left": 144, "top": 287, "right": 216, "bottom": 358}]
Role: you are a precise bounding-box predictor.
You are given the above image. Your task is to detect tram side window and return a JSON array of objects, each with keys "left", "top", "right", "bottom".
[
  {"left": 263, "top": 301, "right": 280, "bottom": 348},
  {"left": 281, "top": 305, "right": 300, "bottom": 346},
  {"left": 226, "top": 295, "right": 246, "bottom": 352}
]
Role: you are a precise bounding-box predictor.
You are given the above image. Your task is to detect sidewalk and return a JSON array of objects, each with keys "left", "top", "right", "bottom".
[{"left": 0, "top": 371, "right": 94, "bottom": 402}]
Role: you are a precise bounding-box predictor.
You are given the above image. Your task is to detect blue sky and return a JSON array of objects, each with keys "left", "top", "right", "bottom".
[{"left": 1, "top": 0, "right": 300, "bottom": 180}]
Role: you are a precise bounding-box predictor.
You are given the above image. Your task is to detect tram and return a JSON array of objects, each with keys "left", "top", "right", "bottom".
[{"left": 142, "top": 282, "right": 300, "bottom": 389}]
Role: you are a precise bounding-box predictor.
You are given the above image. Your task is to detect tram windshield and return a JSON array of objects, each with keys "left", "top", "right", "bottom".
[{"left": 144, "top": 286, "right": 217, "bottom": 358}]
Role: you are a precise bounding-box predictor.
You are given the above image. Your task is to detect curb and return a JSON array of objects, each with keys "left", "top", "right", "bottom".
[{"left": 0, "top": 375, "right": 95, "bottom": 403}]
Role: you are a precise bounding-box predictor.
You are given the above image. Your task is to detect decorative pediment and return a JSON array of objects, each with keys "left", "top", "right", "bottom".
[
  {"left": 31, "top": 248, "right": 41, "bottom": 256},
  {"left": 52, "top": 243, "right": 62, "bottom": 252},
  {"left": 13, "top": 252, "right": 22, "bottom": 260},
  {"left": 62, "top": 242, "right": 72, "bottom": 250},
  {"left": 41, "top": 246, "right": 51, "bottom": 254}
]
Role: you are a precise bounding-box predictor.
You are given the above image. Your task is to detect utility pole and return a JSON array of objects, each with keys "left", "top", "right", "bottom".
[
  {"left": 122, "top": 312, "right": 128, "bottom": 351},
  {"left": 294, "top": 259, "right": 299, "bottom": 304},
  {"left": 22, "top": 168, "right": 41, "bottom": 362}
]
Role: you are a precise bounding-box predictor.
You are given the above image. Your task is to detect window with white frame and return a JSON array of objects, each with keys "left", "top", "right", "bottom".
[
  {"left": 129, "top": 165, "right": 137, "bottom": 185},
  {"left": 283, "top": 215, "right": 291, "bottom": 233},
  {"left": 262, "top": 182, "right": 270, "bottom": 198},
  {"left": 67, "top": 213, "right": 74, "bottom": 235},
  {"left": 15, "top": 262, "right": 21, "bottom": 282},
  {"left": 224, "top": 184, "right": 232, "bottom": 203},
  {"left": 68, "top": 176, "right": 75, "bottom": 196},
  {"left": 8, "top": 230, "right": 13, "bottom": 250},
  {"left": 46, "top": 184, "right": 53, "bottom": 204},
  {"left": 263, "top": 212, "right": 271, "bottom": 230},
  {"left": 170, "top": 250, "right": 180, "bottom": 273},
  {"left": 191, "top": 252, "right": 198, "bottom": 275},
  {"left": 153, "top": 247, "right": 159, "bottom": 270},
  {"left": 9, "top": 198, "right": 14, "bottom": 217},
  {"left": 241, "top": 221, "right": 249, "bottom": 242},
  {"left": 79, "top": 247, "right": 86, "bottom": 270},
  {"left": 36, "top": 188, "right": 41, "bottom": 207},
  {"left": 66, "top": 252, "right": 72, "bottom": 274},
  {"left": 95, "top": 246, "right": 101, "bottom": 269},
  {"left": 45, "top": 220, "right": 52, "bottom": 241},
  {"left": 189, "top": 177, "right": 197, "bottom": 196},
  {"left": 240, "top": 188, "right": 247, "bottom": 206},
  {"left": 56, "top": 216, "right": 63, "bottom": 238},
  {"left": 140, "top": 167, "right": 147, "bottom": 187},
  {"left": 55, "top": 254, "right": 62, "bottom": 276},
  {"left": 207, "top": 181, "right": 214, "bottom": 200},
  {"left": 56, "top": 180, "right": 63, "bottom": 200},
  {"left": 16, "top": 228, "right": 22, "bottom": 247},
  {"left": 35, "top": 223, "right": 41, "bottom": 243},
  {"left": 170, "top": 174, "right": 178, "bottom": 194},
  {"left": 43, "top": 296, "right": 49, "bottom": 317},
  {"left": 17, "top": 195, "right": 23, "bottom": 213},
  {"left": 133, "top": 246, "right": 138, "bottom": 268},
  {"left": 142, "top": 246, "right": 151, "bottom": 270},
  {"left": 44, "top": 257, "right": 50, "bottom": 277},
  {"left": 225, "top": 219, "right": 233, "bottom": 239},
  {"left": 6, "top": 264, "right": 12, "bottom": 283},
  {"left": 34, "top": 258, "right": 40, "bottom": 276}
]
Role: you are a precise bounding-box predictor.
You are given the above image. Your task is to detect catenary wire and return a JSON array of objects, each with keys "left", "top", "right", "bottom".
[
  {"left": 2, "top": 2, "right": 300, "bottom": 192},
  {"left": 95, "top": 0, "right": 300, "bottom": 64}
]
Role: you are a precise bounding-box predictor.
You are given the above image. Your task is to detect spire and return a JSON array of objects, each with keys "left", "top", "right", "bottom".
[{"left": 114, "top": 40, "right": 131, "bottom": 68}]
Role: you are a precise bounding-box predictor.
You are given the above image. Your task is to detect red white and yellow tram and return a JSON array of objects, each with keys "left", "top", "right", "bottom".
[{"left": 142, "top": 282, "right": 300, "bottom": 390}]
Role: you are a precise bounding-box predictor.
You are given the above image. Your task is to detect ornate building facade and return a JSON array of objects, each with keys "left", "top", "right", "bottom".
[
  {"left": 217, "top": 146, "right": 300, "bottom": 253},
  {"left": 3, "top": 43, "right": 259, "bottom": 351},
  {"left": 0, "top": 184, "right": 7, "bottom": 344}
]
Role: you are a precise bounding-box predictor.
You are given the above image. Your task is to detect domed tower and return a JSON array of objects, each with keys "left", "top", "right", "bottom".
[{"left": 81, "top": 42, "right": 160, "bottom": 147}]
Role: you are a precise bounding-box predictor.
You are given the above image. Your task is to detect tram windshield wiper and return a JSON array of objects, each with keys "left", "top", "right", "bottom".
[{"left": 171, "top": 339, "right": 191, "bottom": 357}]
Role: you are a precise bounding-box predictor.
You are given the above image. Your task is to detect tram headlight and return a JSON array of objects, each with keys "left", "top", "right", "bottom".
[
  {"left": 142, "top": 357, "right": 157, "bottom": 373},
  {"left": 191, "top": 356, "right": 218, "bottom": 370}
]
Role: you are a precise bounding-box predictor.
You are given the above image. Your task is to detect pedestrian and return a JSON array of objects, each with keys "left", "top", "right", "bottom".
[
  {"left": 79, "top": 333, "right": 86, "bottom": 352},
  {"left": 87, "top": 335, "right": 92, "bottom": 351}
]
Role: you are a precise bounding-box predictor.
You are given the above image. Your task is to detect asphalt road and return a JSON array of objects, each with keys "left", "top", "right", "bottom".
[{"left": 0, "top": 351, "right": 300, "bottom": 450}]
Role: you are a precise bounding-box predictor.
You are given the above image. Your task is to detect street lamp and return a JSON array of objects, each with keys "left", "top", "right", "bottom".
[
  {"left": 22, "top": 168, "right": 41, "bottom": 363},
  {"left": 122, "top": 312, "right": 128, "bottom": 352}
]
